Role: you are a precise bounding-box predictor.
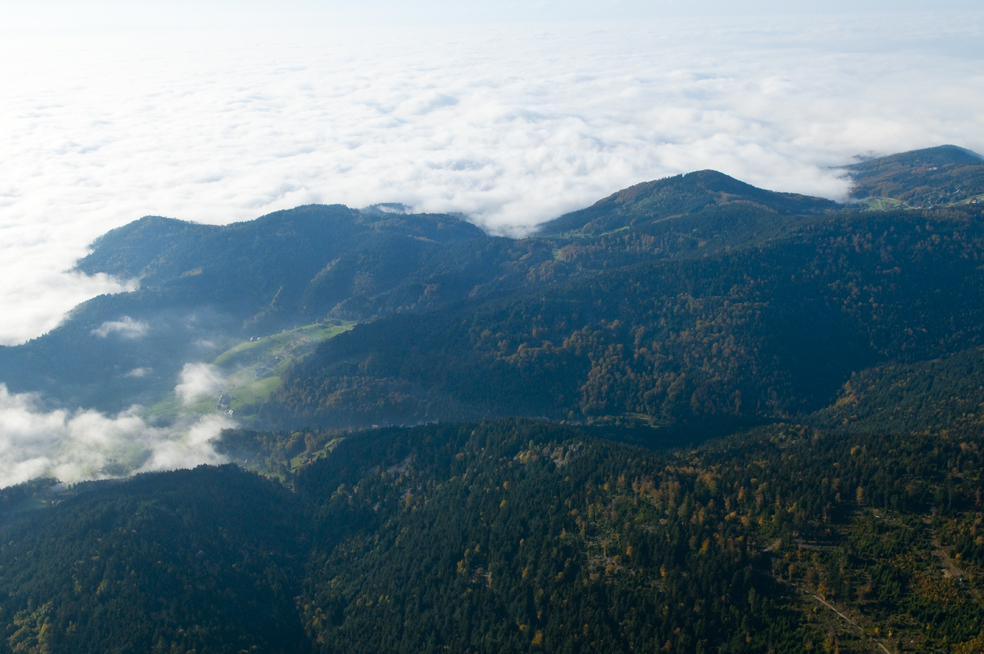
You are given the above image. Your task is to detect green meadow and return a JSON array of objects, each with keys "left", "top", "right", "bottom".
[{"left": 145, "top": 320, "right": 355, "bottom": 420}]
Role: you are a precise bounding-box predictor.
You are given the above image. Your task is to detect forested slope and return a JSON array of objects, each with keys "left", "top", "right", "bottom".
[
  {"left": 0, "top": 465, "right": 308, "bottom": 654},
  {"left": 3, "top": 416, "right": 983, "bottom": 653},
  {"left": 268, "top": 205, "right": 984, "bottom": 431}
]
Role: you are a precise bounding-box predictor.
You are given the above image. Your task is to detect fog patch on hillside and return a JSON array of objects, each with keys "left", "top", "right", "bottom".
[
  {"left": 91, "top": 316, "right": 149, "bottom": 339},
  {"left": 174, "top": 363, "right": 228, "bottom": 407},
  {"left": 0, "top": 384, "right": 233, "bottom": 489}
]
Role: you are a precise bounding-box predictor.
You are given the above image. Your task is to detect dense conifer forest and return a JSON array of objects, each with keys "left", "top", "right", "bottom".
[{"left": 3, "top": 416, "right": 983, "bottom": 653}]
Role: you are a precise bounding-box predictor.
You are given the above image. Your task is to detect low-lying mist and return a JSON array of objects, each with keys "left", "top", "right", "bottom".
[{"left": 0, "top": 382, "right": 234, "bottom": 490}]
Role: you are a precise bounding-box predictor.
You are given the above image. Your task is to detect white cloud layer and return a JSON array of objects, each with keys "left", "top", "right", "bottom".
[
  {"left": 0, "top": 384, "right": 232, "bottom": 489},
  {"left": 0, "top": 12, "right": 982, "bottom": 345}
]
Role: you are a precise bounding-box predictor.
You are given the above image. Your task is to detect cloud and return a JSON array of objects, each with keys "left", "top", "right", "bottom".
[
  {"left": 91, "top": 316, "right": 149, "bottom": 339},
  {"left": 0, "top": 13, "right": 982, "bottom": 343},
  {"left": 125, "top": 367, "right": 151, "bottom": 378},
  {"left": 0, "top": 268, "right": 136, "bottom": 346},
  {"left": 174, "top": 363, "right": 227, "bottom": 406},
  {"left": 136, "top": 415, "right": 233, "bottom": 474},
  {"left": 0, "top": 384, "right": 232, "bottom": 489}
]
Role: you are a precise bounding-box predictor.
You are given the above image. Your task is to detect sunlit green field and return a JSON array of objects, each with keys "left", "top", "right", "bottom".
[
  {"left": 144, "top": 320, "right": 355, "bottom": 420},
  {"left": 860, "top": 196, "right": 906, "bottom": 210}
]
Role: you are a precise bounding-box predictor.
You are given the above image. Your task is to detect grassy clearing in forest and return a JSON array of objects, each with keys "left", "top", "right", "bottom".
[
  {"left": 144, "top": 320, "right": 356, "bottom": 420},
  {"left": 860, "top": 197, "right": 906, "bottom": 211}
]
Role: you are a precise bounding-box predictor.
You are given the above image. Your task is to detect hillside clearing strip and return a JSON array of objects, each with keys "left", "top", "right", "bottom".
[{"left": 806, "top": 591, "right": 891, "bottom": 654}]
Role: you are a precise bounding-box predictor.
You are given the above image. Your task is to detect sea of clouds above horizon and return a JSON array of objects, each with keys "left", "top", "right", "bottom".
[{"left": 1, "top": 12, "right": 983, "bottom": 347}]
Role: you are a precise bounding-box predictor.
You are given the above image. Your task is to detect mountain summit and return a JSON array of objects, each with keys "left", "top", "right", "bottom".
[{"left": 537, "top": 169, "right": 838, "bottom": 236}]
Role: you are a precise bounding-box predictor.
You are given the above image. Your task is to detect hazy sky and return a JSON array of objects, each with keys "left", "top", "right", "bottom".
[
  {"left": 7, "top": 1, "right": 983, "bottom": 30},
  {"left": 0, "top": 2, "right": 982, "bottom": 483}
]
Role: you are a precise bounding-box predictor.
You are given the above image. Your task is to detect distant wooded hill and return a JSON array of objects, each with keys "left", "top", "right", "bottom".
[{"left": 843, "top": 144, "right": 984, "bottom": 208}]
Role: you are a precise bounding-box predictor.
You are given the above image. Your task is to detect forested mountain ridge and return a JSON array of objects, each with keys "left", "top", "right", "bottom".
[
  {"left": 538, "top": 169, "right": 839, "bottom": 236},
  {"left": 0, "top": 206, "right": 521, "bottom": 411},
  {"left": 2, "top": 146, "right": 983, "bottom": 423},
  {"left": 73, "top": 205, "right": 489, "bottom": 324},
  {"left": 75, "top": 205, "right": 486, "bottom": 286},
  {"left": 268, "top": 204, "right": 984, "bottom": 432}
]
